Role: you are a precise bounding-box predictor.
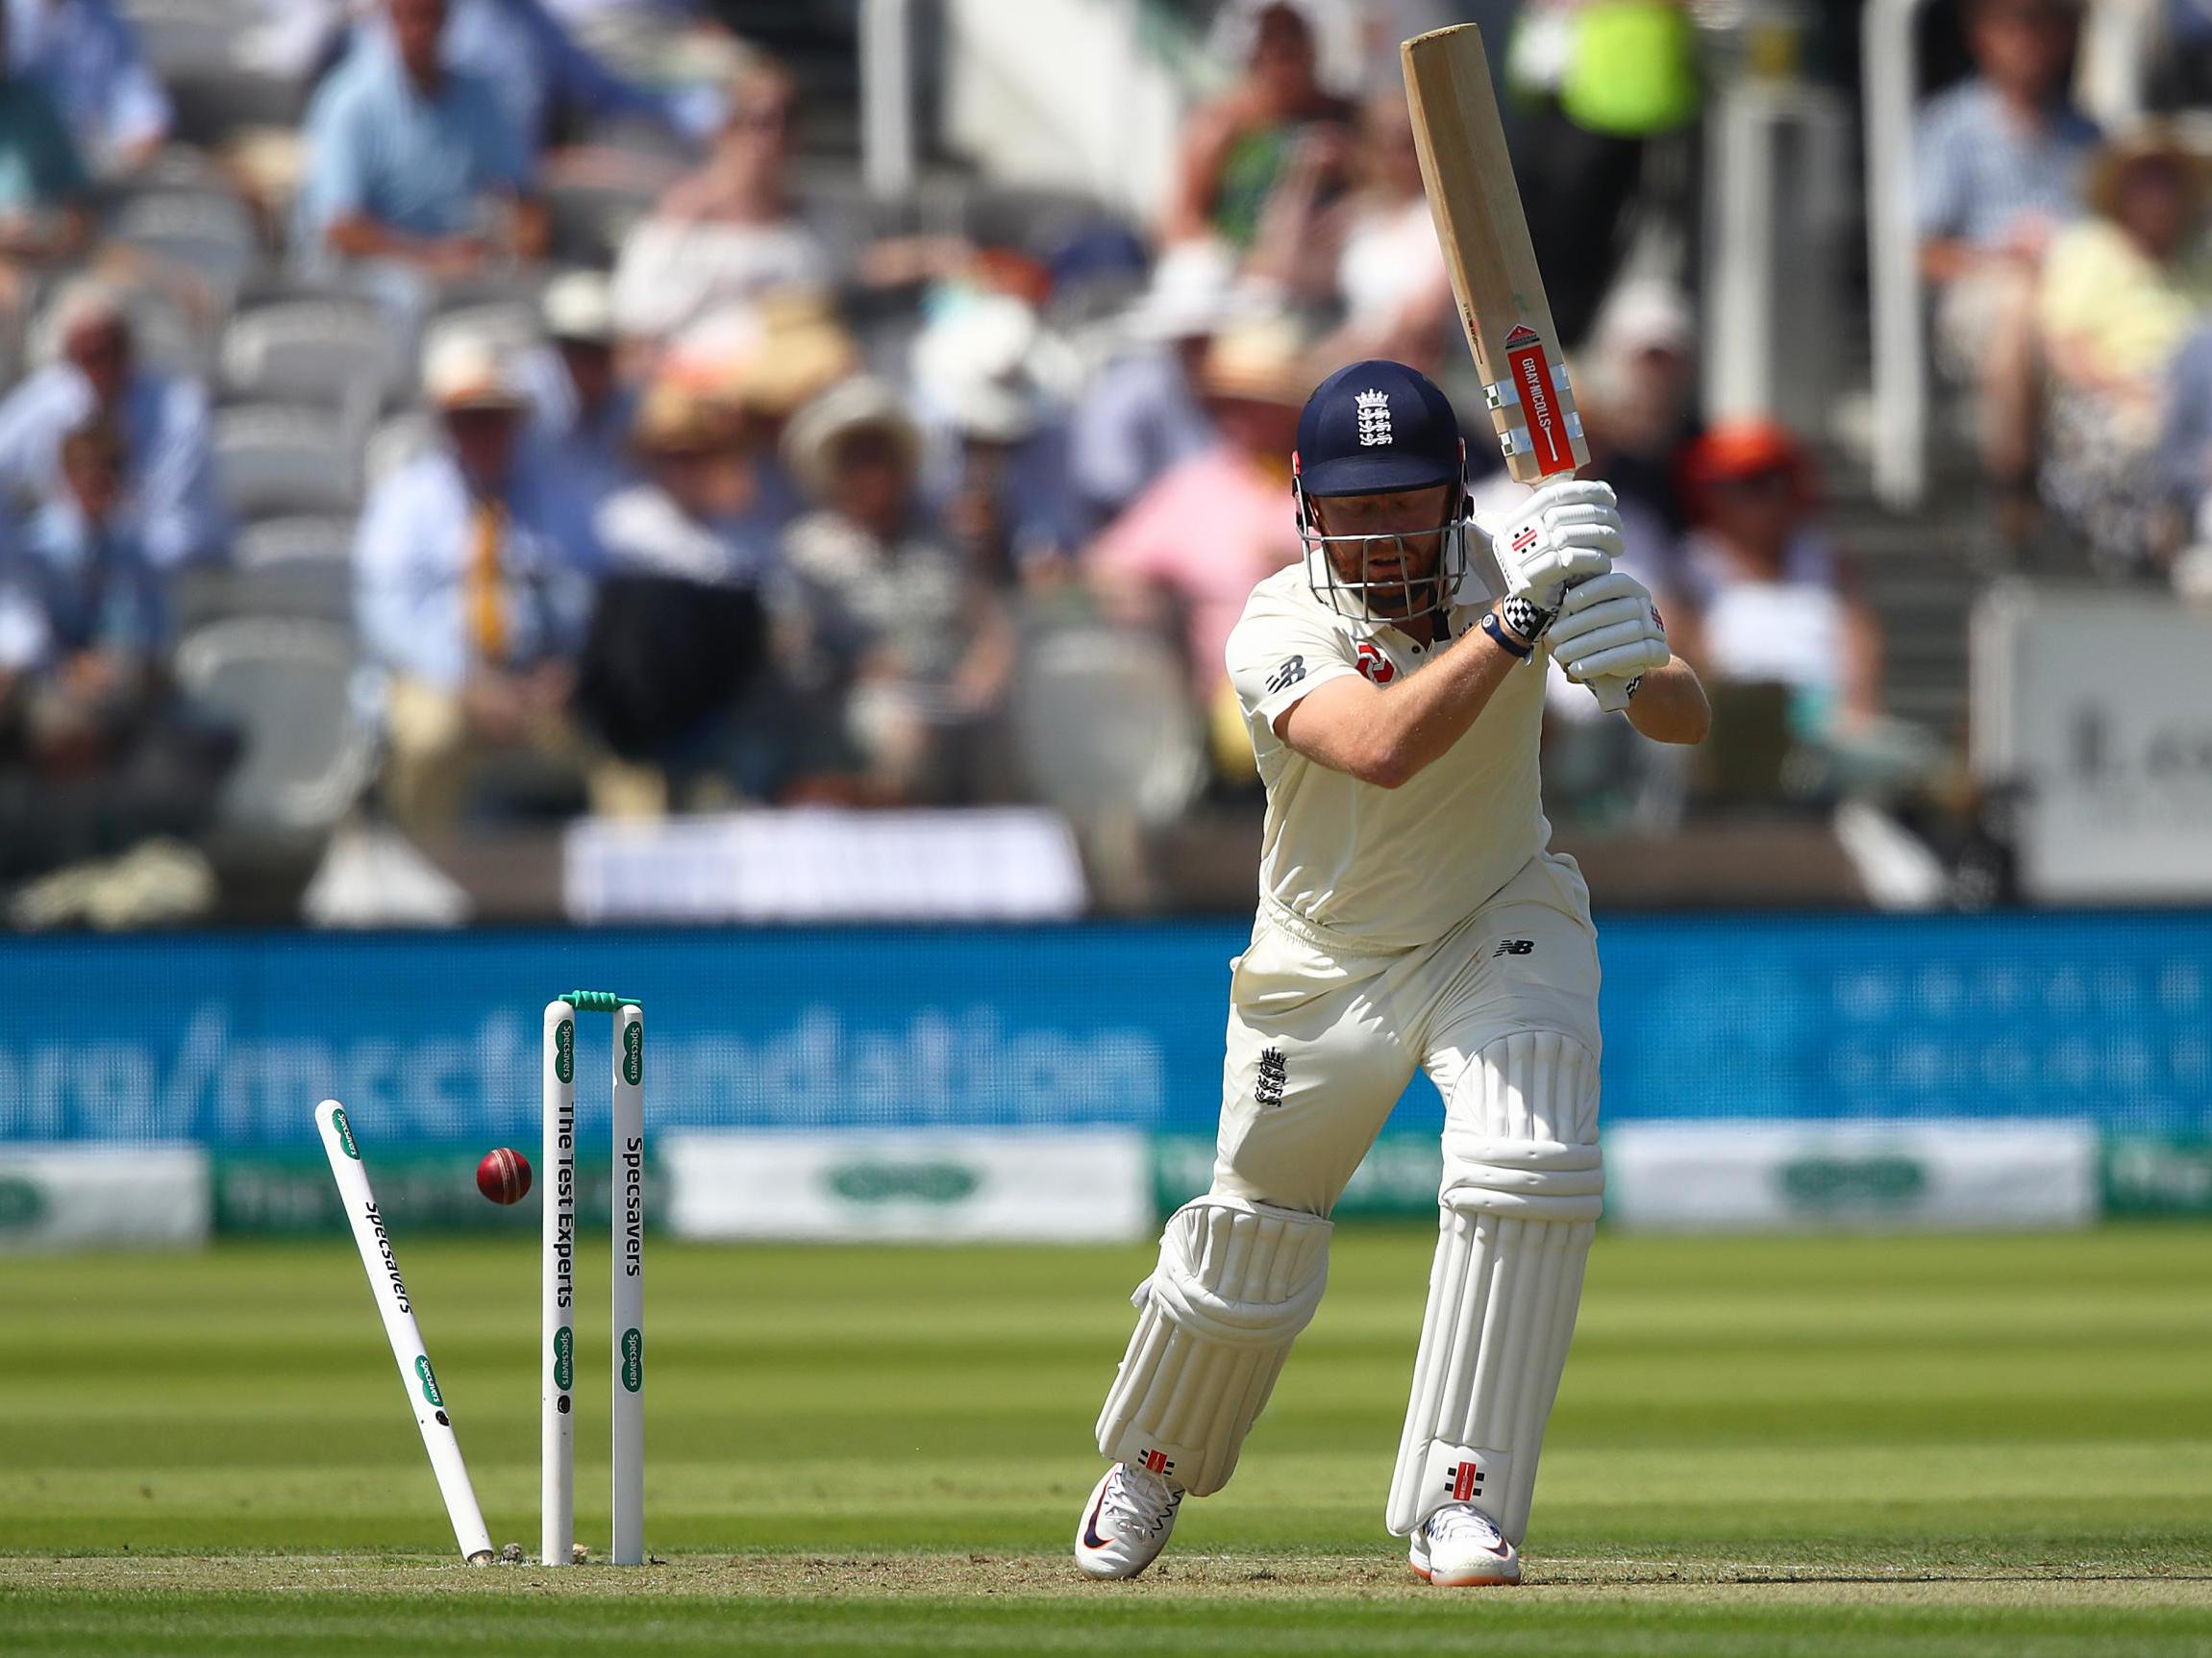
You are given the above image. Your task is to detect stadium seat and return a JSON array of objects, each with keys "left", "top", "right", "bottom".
[
  {"left": 363, "top": 411, "right": 436, "bottom": 487},
  {"left": 121, "top": 288, "right": 215, "bottom": 379},
  {"left": 236, "top": 514, "right": 355, "bottom": 573},
  {"left": 173, "top": 618, "right": 375, "bottom": 832},
  {"left": 109, "top": 191, "right": 263, "bottom": 305},
  {"left": 543, "top": 182, "right": 658, "bottom": 266},
  {"left": 425, "top": 279, "right": 549, "bottom": 359},
  {"left": 211, "top": 406, "right": 360, "bottom": 519},
  {"left": 220, "top": 301, "right": 410, "bottom": 417},
  {"left": 1011, "top": 626, "right": 1205, "bottom": 826},
  {"left": 127, "top": 0, "right": 247, "bottom": 77}
]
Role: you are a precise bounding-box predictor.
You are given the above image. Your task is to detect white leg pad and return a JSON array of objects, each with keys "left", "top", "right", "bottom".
[
  {"left": 1095, "top": 1195, "right": 1332, "bottom": 1497},
  {"left": 1387, "top": 1030, "right": 1602, "bottom": 1544}
]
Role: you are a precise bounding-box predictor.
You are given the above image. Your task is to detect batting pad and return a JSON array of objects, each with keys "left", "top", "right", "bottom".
[
  {"left": 1387, "top": 1029, "right": 1602, "bottom": 1542},
  {"left": 1096, "top": 1195, "right": 1332, "bottom": 1497}
]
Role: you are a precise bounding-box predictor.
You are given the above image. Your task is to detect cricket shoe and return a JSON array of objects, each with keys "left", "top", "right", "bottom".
[
  {"left": 1073, "top": 1462, "right": 1181, "bottom": 1580},
  {"left": 1408, "top": 1503, "right": 1521, "bottom": 1587}
]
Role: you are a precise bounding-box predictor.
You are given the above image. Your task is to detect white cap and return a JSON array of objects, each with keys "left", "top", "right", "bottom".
[
  {"left": 542, "top": 270, "right": 616, "bottom": 343},
  {"left": 910, "top": 293, "right": 1049, "bottom": 443},
  {"left": 422, "top": 331, "right": 525, "bottom": 410},
  {"left": 1123, "top": 239, "right": 1240, "bottom": 343},
  {"left": 1592, "top": 279, "right": 1692, "bottom": 359}
]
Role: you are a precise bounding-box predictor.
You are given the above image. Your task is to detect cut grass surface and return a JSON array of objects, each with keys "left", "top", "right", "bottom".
[{"left": 2, "top": 1228, "right": 2209, "bottom": 1653}]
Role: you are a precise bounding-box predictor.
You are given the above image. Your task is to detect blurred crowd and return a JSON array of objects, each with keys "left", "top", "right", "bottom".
[
  {"left": 0, "top": 0, "right": 2198, "bottom": 918},
  {"left": 1918, "top": 0, "right": 2212, "bottom": 584}
]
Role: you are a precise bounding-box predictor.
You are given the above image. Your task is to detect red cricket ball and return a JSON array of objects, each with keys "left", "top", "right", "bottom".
[{"left": 476, "top": 1147, "right": 533, "bottom": 1205}]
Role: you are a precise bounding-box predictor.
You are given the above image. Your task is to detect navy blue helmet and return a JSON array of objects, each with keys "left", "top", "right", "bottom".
[{"left": 1292, "top": 360, "right": 1470, "bottom": 621}]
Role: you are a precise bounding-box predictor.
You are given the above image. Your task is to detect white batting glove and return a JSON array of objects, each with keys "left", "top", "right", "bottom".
[
  {"left": 1548, "top": 569, "right": 1670, "bottom": 691},
  {"left": 1484, "top": 481, "right": 1623, "bottom": 638}
]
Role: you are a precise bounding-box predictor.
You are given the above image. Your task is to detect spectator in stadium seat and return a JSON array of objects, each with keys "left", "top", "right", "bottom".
[
  {"left": 1068, "top": 242, "right": 1230, "bottom": 531},
  {"left": 1248, "top": 88, "right": 1453, "bottom": 373},
  {"left": 2154, "top": 321, "right": 2212, "bottom": 570},
  {"left": 0, "top": 416, "right": 237, "bottom": 887},
  {"left": 518, "top": 269, "right": 637, "bottom": 525},
  {"left": 1915, "top": 0, "right": 2097, "bottom": 515},
  {"left": 1085, "top": 317, "right": 1309, "bottom": 772},
  {"left": 609, "top": 56, "right": 832, "bottom": 348},
  {"left": 2, "top": 416, "right": 163, "bottom": 675},
  {"left": 0, "top": 10, "right": 89, "bottom": 317},
  {"left": 345, "top": 0, "right": 719, "bottom": 157},
  {"left": 0, "top": 280, "right": 228, "bottom": 569},
  {"left": 296, "top": 0, "right": 546, "bottom": 316},
  {"left": 909, "top": 293, "right": 1084, "bottom": 587},
  {"left": 1681, "top": 422, "right": 1872, "bottom": 717},
  {"left": 1681, "top": 422, "right": 1935, "bottom": 800},
  {"left": 578, "top": 383, "right": 778, "bottom": 810},
  {"left": 6, "top": 0, "right": 170, "bottom": 177},
  {"left": 354, "top": 332, "right": 598, "bottom": 830},
  {"left": 1578, "top": 279, "right": 1700, "bottom": 535},
  {"left": 778, "top": 376, "right": 1013, "bottom": 804},
  {"left": 2035, "top": 124, "right": 2212, "bottom": 576},
  {"left": 1161, "top": 0, "right": 1355, "bottom": 255},
  {"left": 679, "top": 286, "right": 857, "bottom": 554}
]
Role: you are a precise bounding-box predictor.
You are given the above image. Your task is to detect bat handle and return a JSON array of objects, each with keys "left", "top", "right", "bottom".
[{"left": 1589, "top": 675, "right": 1633, "bottom": 714}]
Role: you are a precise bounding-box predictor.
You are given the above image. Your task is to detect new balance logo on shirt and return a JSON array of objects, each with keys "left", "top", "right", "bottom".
[{"left": 1493, "top": 939, "right": 1534, "bottom": 957}]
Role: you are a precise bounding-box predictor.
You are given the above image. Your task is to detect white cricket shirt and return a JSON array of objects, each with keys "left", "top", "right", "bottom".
[{"left": 1224, "top": 561, "right": 1552, "bottom": 951}]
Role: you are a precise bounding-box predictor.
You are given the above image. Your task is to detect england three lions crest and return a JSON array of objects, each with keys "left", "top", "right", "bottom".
[{"left": 1355, "top": 389, "right": 1392, "bottom": 447}]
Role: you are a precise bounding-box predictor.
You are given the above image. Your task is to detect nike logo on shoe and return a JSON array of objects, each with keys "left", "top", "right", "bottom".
[{"left": 1081, "top": 1489, "right": 1112, "bottom": 1551}]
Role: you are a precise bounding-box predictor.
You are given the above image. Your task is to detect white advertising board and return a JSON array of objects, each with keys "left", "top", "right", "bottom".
[
  {"left": 1973, "top": 584, "right": 2212, "bottom": 901},
  {"left": 663, "top": 1130, "right": 1151, "bottom": 1243},
  {"left": 1606, "top": 1120, "right": 2098, "bottom": 1231}
]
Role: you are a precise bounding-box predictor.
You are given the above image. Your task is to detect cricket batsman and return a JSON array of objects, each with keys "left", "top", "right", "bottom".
[{"left": 1075, "top": 359, "right": 1710, "bottom": 1586}]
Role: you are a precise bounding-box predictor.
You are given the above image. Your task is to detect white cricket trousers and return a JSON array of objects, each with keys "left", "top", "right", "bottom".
[{"left": 1210, "top": 850, "right": 1603, "bottom": 1216}]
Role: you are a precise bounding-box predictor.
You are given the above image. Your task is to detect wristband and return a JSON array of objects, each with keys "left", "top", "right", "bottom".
[
  {"left": 1501, "top": 594, "right": 1554, "bottom": 642},
  {"left": 1479, "top": 609, "right": 1532, "bottom": 659}
]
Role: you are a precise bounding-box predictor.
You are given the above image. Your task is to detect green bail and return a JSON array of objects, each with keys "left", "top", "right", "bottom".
[{"left": 563, "top": 990, "right": 639, "bottom": 1013}]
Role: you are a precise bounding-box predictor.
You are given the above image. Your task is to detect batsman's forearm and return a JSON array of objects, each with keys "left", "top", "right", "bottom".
[
  {"left": 1361, "top": 609, "right": 1525, "bottom": 785},
  {"left": 1623, "top": 656, "right": 1709, "bottom": 745}
]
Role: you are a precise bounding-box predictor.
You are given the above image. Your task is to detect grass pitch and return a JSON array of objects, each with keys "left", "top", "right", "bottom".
[{"left": 2, "top": 1227, "right": 2209, "bottom": 1654}]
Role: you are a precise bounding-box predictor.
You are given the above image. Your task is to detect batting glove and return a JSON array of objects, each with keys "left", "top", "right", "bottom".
[
  {"left": 1547, "top": 568, "right": 1670, "bottom": 685},
  {"left": 1485, "top": 480, "right": 1623, "bottom": 629}
]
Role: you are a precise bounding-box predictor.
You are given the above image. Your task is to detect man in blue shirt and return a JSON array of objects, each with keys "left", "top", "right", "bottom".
[
  {"left": 517, "top": 269, "right": 638, "bottom": 527},
  {"left": 355, "top": 329, "right": 600, "bottom": 829},
  {"left": 0, "top": 10, "right": 88, "bottom": 282},
  {"left": 1915, "top": 0, "right": 2098, "bottom": 498},
  {"left": 6, "top": 0, "right": 170, "bottom": 177},
  {"left": 0, "top": 414, "right": 239, "bottom": 888},
  {"left": 0, "top": 281, "right": 229, "bottom": 569},
  {"left": 423, "top": 0, "right": 717, "bottom": 152},
  {"left": 296, "top": 0, "right": 546, "bottom": 300},
  {"left": 0, "top": 416, "right": 165, "bottom": 677}
]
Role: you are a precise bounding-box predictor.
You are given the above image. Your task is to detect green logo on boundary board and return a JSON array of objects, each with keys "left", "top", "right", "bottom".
[
  {"left": 0, "top": 1175, "right": 44, "bottom": 1230},
  {"left": 827, "top": 1162, "right": 979, "bottom": 1204},
  {"left": 621, "top": 1328, "right": 642, "bottom": 1392},
  {"left": 332, "top": 1108, "right": 360, "bottom": 1160},
  {"left": 622, "top": 1021, "right": 642, "bottom": 1086},
  {"left": 1777, "top": 1154, "right": 1926, "bottom": 1211},
  {"left": 415, "top": 1354, "right": 444, "bottom": 1407},
  {"left": 553, "top": 1325, "right": 574, "bottom": 1389},
  {"left": 555, "top": 1019, "right": 574, "bottom": 1084}
]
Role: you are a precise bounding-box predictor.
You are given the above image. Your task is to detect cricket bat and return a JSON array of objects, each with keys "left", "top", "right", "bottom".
[{"left": 1402, "top": 23, "right": 1632, "bottom": 711}]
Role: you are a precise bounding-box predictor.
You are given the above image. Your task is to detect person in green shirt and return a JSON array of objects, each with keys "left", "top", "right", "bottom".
[{"left": 1161, "top": 2, "right": 1355, "bottom": 254}]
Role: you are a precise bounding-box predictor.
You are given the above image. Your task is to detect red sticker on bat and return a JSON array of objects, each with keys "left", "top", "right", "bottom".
[{"left": 1504, "top": 334, "right": 1576, "bottom": 476}]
